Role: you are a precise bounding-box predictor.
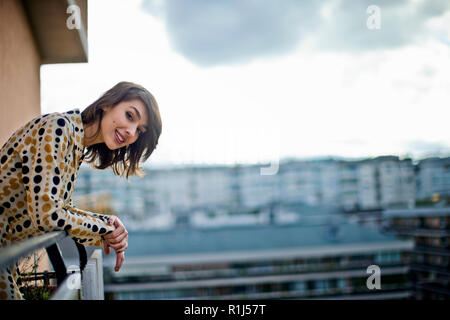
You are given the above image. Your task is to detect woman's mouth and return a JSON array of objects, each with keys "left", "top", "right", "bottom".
[{"left": 115, "top": 130, "right": 125, "bottom": 145}]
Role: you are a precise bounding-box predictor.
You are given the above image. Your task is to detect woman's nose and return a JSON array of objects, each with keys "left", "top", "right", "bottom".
[{"left": 126, "top": 126, "right": 137, "bottom": 137}]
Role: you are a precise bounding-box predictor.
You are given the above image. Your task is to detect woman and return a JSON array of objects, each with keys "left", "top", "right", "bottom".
[{"left": 0, "top": 81, "right": 162, "bottom": 299}]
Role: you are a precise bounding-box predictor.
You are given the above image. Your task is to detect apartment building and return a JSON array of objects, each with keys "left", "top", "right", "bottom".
[
  {"left": 416, "top": 157, "right": 450, "bottom": 201},
  {"left": 102, "top": 206, "right": 414, "bottom": 300},
  {"left": 74, "top": 156, "right": 419, "bottom": 228},
  {"left": 382, "top": 207, "right": 450, "bottom": 299}
]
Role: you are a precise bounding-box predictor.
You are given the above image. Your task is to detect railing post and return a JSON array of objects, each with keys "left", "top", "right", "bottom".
[
  {"left": 46, "top": 243, "right": 67, "bottom": 285},
  {"left": 74, "top": 240, "right": 87, "bottom": 272},
  {"left": 81, "top": 249, "right": 104, "bottom": 300}
]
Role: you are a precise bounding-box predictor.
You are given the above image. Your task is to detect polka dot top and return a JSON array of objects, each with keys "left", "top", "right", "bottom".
[{"left": 0, "top": 109, "right": 115, "bottom": 250}]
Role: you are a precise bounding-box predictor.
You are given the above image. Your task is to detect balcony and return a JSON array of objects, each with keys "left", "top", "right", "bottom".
[
  {"left": 384, "top": 227, "right": 450, "bottom": 238},
  {"left": 409, "top": 263, "right": 450, "bottom": 277},
  {"left": 0, "top": 231, "right": 105, "bottom": 300},
  {"left": 413, "top": 282, "right": 450, "bottom": 297}
]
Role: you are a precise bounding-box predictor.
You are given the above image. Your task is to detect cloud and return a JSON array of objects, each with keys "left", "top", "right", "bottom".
[
  {"left": 406, "top": 140, "right": 450, "bottom": 158},
  {"left": 141, "top": 0, "right": 450, "bottom": 67},
  {"left": 315, "top": 0, "right": 450, "bottom": 51},
  {"left": 141, "top": 0, "right": 322, "bottom": 66}
]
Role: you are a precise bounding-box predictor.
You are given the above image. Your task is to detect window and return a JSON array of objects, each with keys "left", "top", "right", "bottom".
[
  {"left": 292, "top": 281, "right": 306, "bottom": 292},
  {"left": 315, "top": 280, "right": 330, "bottom": 291},
  {"left": 440, "top": 217, "right": 448, "bottom": 229},
  {"left": 337, "top": 279, "right": 347, "bottom": 289},
  {"left": 307, "top": 280, "right": 315, "bottom": 291}
]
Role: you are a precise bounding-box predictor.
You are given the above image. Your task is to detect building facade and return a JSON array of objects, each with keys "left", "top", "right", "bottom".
[
  {"left": 74, "top": 156, "right": 422, "bottom": 230},
  {"left": 102, "top": 209, "right": 414, "bottom": 300},
  {"left": 416, "top": 157, "right": 450, "bottom": 201},
  {"left": 382, "top": 207, "right": 450, "bottom": 299}
]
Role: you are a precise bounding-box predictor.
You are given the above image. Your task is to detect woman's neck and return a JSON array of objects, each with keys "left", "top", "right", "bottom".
[{"left": 83, "top": 121, "right": 103, "bottom": 147}]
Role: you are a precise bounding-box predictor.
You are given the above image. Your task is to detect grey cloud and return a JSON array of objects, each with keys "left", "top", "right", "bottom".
[
  {"left": 406, "top": 141, "right": 450, "bottom": 156},
  {"left": 418, "top": 0, "right": 450, "bottom": 16},
  {"left": 141, "top": 0, "right": 450, "bottom": 67},
  {"left": 141, "top": 0, "right": 322, "bottom": 66},
  {"left": 316, "top": 0, "right": 450, "bottom": 51}
]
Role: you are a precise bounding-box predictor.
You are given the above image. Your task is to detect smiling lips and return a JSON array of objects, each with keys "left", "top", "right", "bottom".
[{"left": 115, "top": 130, "right": 125, "bottom": 145}]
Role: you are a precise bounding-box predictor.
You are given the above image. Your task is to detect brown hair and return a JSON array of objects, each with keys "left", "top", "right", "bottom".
[{"left": 81, "top": 81, "right": 162, "bottom": 178}]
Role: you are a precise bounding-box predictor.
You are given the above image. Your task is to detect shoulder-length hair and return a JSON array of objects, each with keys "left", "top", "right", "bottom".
[{"left": 81, "top": 81, "right": 162, "bottom": 179}]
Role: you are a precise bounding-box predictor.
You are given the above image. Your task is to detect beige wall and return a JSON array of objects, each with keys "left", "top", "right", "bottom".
[
  {"left": 0, "top": 0, "right": 48, "bottom": 273},
  {"left": 0, "top": 0, "right": 41, "bottom": 146},
  {"left": 0, "top": 0, "right": 89, "bottom": 281}
]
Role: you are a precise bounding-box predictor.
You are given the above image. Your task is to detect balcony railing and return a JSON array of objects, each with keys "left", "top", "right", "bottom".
[{"left": 0, "top": 231, "right": 104, "bottom": 300}]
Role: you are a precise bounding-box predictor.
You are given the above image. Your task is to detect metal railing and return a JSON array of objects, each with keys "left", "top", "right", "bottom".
[{"left": 0, "top": 231, "right": 88, "bottom": 300}]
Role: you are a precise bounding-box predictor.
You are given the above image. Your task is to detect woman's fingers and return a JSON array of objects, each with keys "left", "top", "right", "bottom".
[
  {"left": 104, "top": 216, "right": 129, "bottom": 255},
  {"left": 107, "top": 216, "right": 118, "bottom": 226},
  {"left": 104, "top": 217, "right": 128, "bottom": 241},
  {"left": 107, "top": 238, "right": 128, "bottom": 252},
  {"left": 108, "top": 216, "right": 122, "bottom": 229},
  {"left": 115, "top": 242, "right": 128, "bottom": 254},
  {"left": 115, "top": 251, "right": 125, "bottom": 272},
  {"left": 103, "top": 240, "right": 111, "bottom": 255},
  {"left": 104, "top": 225, "right": 124, "bottom": 239},
  {"left": 104, "top": 227, "right": 128, "bottom": 244}
]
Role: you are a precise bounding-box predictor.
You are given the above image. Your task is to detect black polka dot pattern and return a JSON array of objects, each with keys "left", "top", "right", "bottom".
[{"left": 0, "top": 109, "right": 115, "bottom": 300}]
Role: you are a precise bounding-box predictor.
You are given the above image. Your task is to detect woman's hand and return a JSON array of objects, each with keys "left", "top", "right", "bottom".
[
  {"left": 103, "top": 242, "right": 125, "bottom": 272},
  {"left": 103, "top": 216, "right": 128, "bottom": 271}
]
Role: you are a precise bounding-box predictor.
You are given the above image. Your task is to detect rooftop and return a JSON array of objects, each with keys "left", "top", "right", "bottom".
[
  {"left": 121, "top": 214, "right": 403, "bottom": 259},
  {"left": 384, "top": 207, "right": 450, "bottom": 218}
]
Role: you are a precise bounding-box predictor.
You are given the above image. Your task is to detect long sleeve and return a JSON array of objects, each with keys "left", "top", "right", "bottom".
[
  {"left": 20, "top": 114, "right": 114, "bottom": 247},
  {"left": 66, "top": 201, "right": 113, "bottom": 225}
]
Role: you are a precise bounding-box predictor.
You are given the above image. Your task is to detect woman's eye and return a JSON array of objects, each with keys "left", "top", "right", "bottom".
[{"left": 126, "top": 112, "right": 133, "bottom": 120}]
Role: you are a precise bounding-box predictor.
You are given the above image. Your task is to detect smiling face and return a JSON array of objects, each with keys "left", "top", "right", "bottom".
[{"left": 99, "top": 99, "right": 149, "bottom": 150}]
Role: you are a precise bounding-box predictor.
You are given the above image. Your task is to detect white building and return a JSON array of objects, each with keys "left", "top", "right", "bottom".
[
  {"left": 74, "top": 155, "right": 420, "bottom": 230},
  {"left": 376, "top": 156, "right": 415, "bottom": 209},
  {"left": 416, "top": 157, "right": 450, "bottom": 201}
]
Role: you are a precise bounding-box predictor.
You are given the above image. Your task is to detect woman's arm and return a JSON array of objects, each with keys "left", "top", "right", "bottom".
[
  {"left": 66, "top": 200, "right": 112, "bottom": 224},
  {"left": 20, "top": 114, "right": 115, "bottom": 247},
  {"left": 67, "top": 204, "right": 129, "bottom": 253}
]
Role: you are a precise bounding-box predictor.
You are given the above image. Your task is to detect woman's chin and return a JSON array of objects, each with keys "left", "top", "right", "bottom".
[{"left": 105, "top": 141, "right": 119, "bottom": 151}]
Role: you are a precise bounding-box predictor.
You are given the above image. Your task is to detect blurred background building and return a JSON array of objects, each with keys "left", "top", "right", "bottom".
[
  {"left": 73, "top": 155, "right": 444, "bottom": 231},
  {"left": 382, "top": 207, "right": 450, "bottom": 299},
  {"left": 102, "top": 204, "right": 414, "bottom": 300},
  {"left": 71, "top": 154, "right": 450, "bottom": 300}
]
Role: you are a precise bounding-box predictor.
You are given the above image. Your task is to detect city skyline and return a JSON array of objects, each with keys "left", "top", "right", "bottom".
[{"left": 40, "top": 0, "right": 450, "bottom": 166}]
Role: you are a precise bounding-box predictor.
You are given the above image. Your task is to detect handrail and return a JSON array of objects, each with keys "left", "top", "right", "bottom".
[
  {"left": 0, "top": 230, "right": 88, "bottom": 300},
  {"left": 0, "top": 231, "right": 67, "bottom": 270}
]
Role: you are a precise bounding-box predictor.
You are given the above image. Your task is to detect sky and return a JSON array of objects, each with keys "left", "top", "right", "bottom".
[{"left": 40, "top": 0, "right": 450, "bottom": 167}]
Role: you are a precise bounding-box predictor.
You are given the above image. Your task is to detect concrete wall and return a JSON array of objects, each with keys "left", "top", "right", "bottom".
[
  {"left": 0, "top": 0, "right": 89, "bottom": 281},
  {"left": 0, "top": 0, "right": 44, "bottom": 273},
  {"left": 0, "top": 0, "right": 41, "bottom": 146}
]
